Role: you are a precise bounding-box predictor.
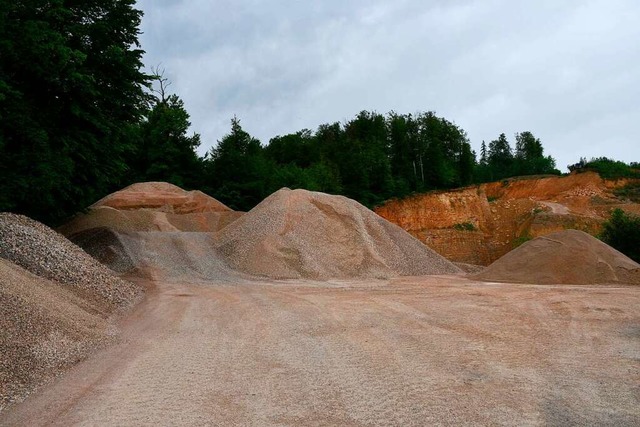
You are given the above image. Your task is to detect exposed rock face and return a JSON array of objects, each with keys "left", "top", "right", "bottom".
[
  {"left": 216, "top": 188, "right": 462, "bottom": 280},
  {"left": 375, "top": 172, "right": 638, "bottom": 265},
  {"left": 472, "top": 230, "right": 640, "bottom": 285}
]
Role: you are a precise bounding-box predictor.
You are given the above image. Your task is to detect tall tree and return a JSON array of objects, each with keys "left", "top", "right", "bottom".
[
  {"left": 127, "top": 69, "right": 203, "bottom": 188},
  {"left": 487, "top": 133, "right": 514, "bottom": 179},
  {"left": 0, "top": 0, "right": 149, "bottom": 223},
  {"left": 206, "top": 117, "right": 268, "bottom": 210},
  {"left": 513, "top": 131, "right": 557, "bottom": 175}
]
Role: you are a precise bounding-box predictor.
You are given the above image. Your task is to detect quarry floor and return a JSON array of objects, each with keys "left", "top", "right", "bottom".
[{"left": 2, "top": 275, "right": 640, "bottom": 426}]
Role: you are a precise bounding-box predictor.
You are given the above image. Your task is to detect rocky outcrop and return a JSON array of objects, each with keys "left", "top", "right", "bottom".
[{"left": 375, "top": 172, "right": 639, "bottom": 265}]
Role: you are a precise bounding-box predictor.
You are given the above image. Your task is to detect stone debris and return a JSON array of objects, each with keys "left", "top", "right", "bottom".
[
  {"left": 216, "top": 188, "right": 462, "bottom": 280},
  {"left": 472, "top": 229, "right": 640, "bottom": 285},
  {"left": 0, "top": 213, "right": 142, "bottom": 411}
]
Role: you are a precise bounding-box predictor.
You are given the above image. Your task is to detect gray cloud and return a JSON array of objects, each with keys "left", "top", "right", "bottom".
[{"left": 137, "top": 0, "right": 640, "bottom": 171}]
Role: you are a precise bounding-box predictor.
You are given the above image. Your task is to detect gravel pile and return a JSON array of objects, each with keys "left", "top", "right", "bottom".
[
  {"left": 0, "top": 212, "right": 144, "bottom": 411},
  {"left": 216, "top": 188, "right": 462, "bottom": 280},
  {"left": 58, "top": 182, "right": 243, "bottom": 236},
  {"left": 1, "top": 259, "right": 113, "bottom": 411},
  {"left": 0, "top": 213, "right": 142, "bottom": 311},
  {"left": 92, "top": 181, "right": 231, "bottom": 213},
  {"left": 472, "top": 229, "right": 640, "bottom": 285},
  {"left": 58, "top": 206, "right": 244, "bottom": 236}
]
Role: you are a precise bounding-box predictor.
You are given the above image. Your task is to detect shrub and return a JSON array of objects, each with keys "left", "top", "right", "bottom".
[
  {"left": 575, "top": 157, "right": 640, "bottom": 179},
  {"left": 600, "top": 208, "right": 640, "bottom": 262},
  {"left": 513, "top": 233, "right": 532, "bottom": 248},
  {"left": 453, "top": 222, "right": 476, "bottom": 231}
]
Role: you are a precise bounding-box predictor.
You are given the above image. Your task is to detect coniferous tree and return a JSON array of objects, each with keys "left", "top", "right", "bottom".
[
  {"left": 205, "top": 117, "right": 268, "bottom": 210},
  {"left": 0, "top": 0, "right": 149, "bottom": 223}
]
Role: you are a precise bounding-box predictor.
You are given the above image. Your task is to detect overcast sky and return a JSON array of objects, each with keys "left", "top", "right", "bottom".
[{"left": 136, "top": 0, "right": 639, "bottom": 172}]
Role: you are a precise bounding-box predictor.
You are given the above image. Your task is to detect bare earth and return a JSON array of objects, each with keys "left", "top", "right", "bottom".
[{"left": 2, "top": 275, "right": 639, "bottom": 426}]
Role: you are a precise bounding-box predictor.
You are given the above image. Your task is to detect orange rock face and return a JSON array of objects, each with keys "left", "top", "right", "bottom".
[{"left": 375, "top": 172, "right": 639, "bottom": 265}]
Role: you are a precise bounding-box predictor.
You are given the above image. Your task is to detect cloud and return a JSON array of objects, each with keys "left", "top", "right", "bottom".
[{"left": 136, "top": 0, "right": 640, "bottom": 170}]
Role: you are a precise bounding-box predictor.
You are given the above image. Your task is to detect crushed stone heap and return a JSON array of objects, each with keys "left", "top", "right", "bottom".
[
  {"left": 93, "top": 181, "right": 230, "bottom": 213},
  {"left": 472, "top": 229, "right": 640, "bottom": 285},
  {"left": 59, "top": 182, "right": 243, "bottom": 235},
  {"left": 0, "top": 213, "right": 142, "bottom": 311},
  {"left": 216, "top": 188, "right": 462, "bottom": 280},
  {"left": 0, "top": 213, "right": 143, "bottom": 409}
]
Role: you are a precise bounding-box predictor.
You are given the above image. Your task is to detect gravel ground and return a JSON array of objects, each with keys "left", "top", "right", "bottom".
[{"left": 2, "top": 275, "right": 639, "bottom": 426}]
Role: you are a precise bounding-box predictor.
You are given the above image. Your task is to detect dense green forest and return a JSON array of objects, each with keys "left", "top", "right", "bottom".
[{"left": 2, "top": 1, "right": 637, "bottom": 226}]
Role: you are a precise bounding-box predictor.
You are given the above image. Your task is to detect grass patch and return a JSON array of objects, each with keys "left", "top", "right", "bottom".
[
  {"left": 513, "top": 233, "right": 532, "bottom": 248},
  {"left": 614, "top": 182, "right": 640, "bottom": 203},
  {"left": 453, "top": 222, "right": 476, "bottom": 231}
]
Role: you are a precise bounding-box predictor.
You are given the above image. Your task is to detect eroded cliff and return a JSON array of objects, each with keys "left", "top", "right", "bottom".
[{"left": 375, "top": 172, "right": 639, "bottom": 265}]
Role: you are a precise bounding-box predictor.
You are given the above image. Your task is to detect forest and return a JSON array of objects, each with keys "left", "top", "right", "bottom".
[{"left": 1, "top": 1, "right": 636, "bottom": 225}]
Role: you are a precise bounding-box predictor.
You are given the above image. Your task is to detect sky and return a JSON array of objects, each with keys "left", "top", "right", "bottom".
[{"left": 136, "top": 0, "right": 640, "bottom": 172}]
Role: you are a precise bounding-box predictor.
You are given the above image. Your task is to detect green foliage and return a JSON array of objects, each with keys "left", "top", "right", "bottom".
[
  {"left": 475, "top": 132, "right": 559, "bottom": 182},
  {"left": 513, "top": 233, "right": 532, "bottom": 248},
  {"left": 569, "top": 157, "right": 640, "bottom": 179},
  {"left": 125, "top": 71, "right": 203, "bottom": 189},
  {"left": 205, "top": 117, "right": 268, "bottom": 210},
  {"left": 613, "top": 182, "right": 640, "bottom": 203},
  {"left": 453, "top": 222, "right": 476, "bottom": 231},
  {"left": 600, "top": 209, "right": 640, "bottom": 262},
  {"left": 0, "top": 0, "right": 149, "bottom": 224}
]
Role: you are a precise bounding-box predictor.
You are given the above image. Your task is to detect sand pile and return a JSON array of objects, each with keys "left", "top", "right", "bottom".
[
  {"left": 472, "top": 229, "right": 640, "bottom": 285},
  {"left": 216, "top": 188, "right": 462, "bottom": 279},
  {"left": 0, "top": 213, "right": 141, "bottom": 311},
  {"left": 59, "top": 182, "right": 242, "bottom": 236}
]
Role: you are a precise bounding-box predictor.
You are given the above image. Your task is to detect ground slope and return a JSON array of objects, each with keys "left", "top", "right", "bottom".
[{"left": 376, "top": 172, "right": 640, "bottom": 265}]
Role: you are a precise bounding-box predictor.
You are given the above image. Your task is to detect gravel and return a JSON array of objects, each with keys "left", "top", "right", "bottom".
[
  {"left": 473, "top": 229, "right": 640, "bottom": 285},
  {"left": 0, "top": 213, "right": 143, "bottom": 411},
  {"left": 0, "top": 213, "right": 142, "bottom": 311},
  {"left": 216, "top": 188, "right": 462, "bottom": 279}
]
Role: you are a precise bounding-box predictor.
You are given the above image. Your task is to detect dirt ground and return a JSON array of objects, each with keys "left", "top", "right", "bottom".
[{"left": 2, "top": 274, "right": 639, "bottom": 426}]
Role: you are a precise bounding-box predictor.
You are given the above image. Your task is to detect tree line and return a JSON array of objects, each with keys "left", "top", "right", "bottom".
[
  {"left": 202, "top": 114, "right": 559, "bottom": 211},
  {"left": 0, "top": 0, "right": 562, "bottom": 224}
]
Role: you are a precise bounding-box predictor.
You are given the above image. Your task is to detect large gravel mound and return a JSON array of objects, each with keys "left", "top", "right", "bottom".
[
  {"left": 0, "top": 213, "right": 142, "bottom": 311},
  {"left": 59, "top": 182, "right": 242, "bottom": 236},
  {"left": 59, "top": 206, "right": 243, "bottom": 236},
  {"left": 0, "top": 259, "right": 113, "bottom": 411},
  {"left": 472, "top": 229, "right": 640, "bottom": 285},
  {"left": 92, "top": 181, "right": 230, "bottom": 213},
  {"left": 216, "top": 188, "right": 462, "bottom": 279}
]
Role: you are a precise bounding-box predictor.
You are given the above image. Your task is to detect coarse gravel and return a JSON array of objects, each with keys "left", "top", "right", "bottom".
[
  {"left": 216, "top": 188, "right": 462, "bottom": 279},
  {"left": 0, "top": 213, "right": 143, "bottom": 412},
  {"left": 0, "top": 213, "right": 142, "bottom": 311}
]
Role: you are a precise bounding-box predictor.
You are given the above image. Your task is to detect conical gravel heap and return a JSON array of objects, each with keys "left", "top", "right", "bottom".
[
  {"left": 216, "top": 188, "right": 462, "bottom": 280},
  {"left": 59, "top": 182, "right": 243, "bottom": 235},
  {"left": 472, "top": 229, "right": 640, "bottom": 285},
  {"left": 0, "top": 213, "right": 142, "bottom": 310}
]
